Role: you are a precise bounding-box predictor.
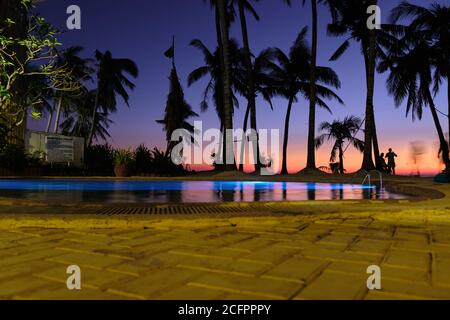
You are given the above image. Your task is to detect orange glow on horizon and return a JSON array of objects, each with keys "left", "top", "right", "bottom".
[{"left": 186, "top": 141, "right": 444, "bottom": 177}]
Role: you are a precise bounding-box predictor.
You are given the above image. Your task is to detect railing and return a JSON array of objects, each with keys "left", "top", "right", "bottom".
[{"left": 352, "top": 170, "right": 383, "bottom": 188}]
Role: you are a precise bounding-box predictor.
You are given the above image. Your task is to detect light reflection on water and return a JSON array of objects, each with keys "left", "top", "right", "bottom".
[{"left": 0, "top": 180, "right": 406, "bottom": 204}]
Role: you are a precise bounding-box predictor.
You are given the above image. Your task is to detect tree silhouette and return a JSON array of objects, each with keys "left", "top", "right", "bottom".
[
  {"left": 158, "top": 39, "right": 198, "bottom": 153},
  {"left": 87, "top": 50, "right": 138, "bottom": 146},
  {"left": 50, "top": 46, "right": 93, "bottom": 134},
  {"left": 265, "top": 27, "right": 343, "bottom": 174},
  {"left": 315, "top": 116, "right": 364, "bottom": 174},
  {"left": 285, "top": 0, "right": 341, "bottom": 171},
  {"left": 390, "top": 1, "right": 450, "bottom": 140},
  {"left": 327, "top": 0, "right": 394, "bottom": 171},
  {"left": 61, "top": 89, "right": 112, "bottom": 142},
  {"left": 379, "top": 38, "right": 450, "bottom": 174}
]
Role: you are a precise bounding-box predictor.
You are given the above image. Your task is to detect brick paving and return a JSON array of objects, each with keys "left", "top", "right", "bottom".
[{"left": 1, "top": 212, "right": 450, "bottom": 300}]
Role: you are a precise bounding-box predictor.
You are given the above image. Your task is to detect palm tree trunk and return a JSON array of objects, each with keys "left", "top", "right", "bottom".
[
  {"left": 372, "top": 115, "right": 381, "bottom": 169},
  {"left": 447, "top": 69, "right": 450, "bottom": 145},
  {"left": 46, "top": 103, "right": 55, "bottom": 133},
  {"left": 213, "top": 5, "right": 228, "bottom": 170},
  {"left": 53, "top": 95, "right": 62, "bottom": 134},
  {"left": 87, "top": 88, "right": 100, "bottom": 147},
  {"left": 361, "top": 30, "right": 376, "bottom": 171},
  {"left": 239, "top": 104, "right": 250, "bottom": 172},
  {"left": 306, "top": 0, "right": 318, "bottom": 170},
  {"left": 238, "top": 0, "right": 260, "bottom": 172},
  {"left": 281, "top": 96, "right": 294, "bottom": 175},
  {"left": 215, "top": 6, "right": 224, "bottom": 61},
  {"left": 338, "top": 142, "right": 344, "bottom": 174},
  {"left": 215, "top": 122, "right": 224, "bottom": 170},
  {"left": 364, "top": 37, "right": 382, "bottom": 170},
  {"left": 427, "top": 90, "right": 450, "bottom": 173},
  {"left": 217, "top": 0, "right": 235, "bottom": 171}
]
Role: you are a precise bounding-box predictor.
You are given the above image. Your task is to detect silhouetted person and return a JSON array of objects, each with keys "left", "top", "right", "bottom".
[
  {"left": 379, "top": 153, "right": 389, "bottom": 173},
  {"left": 385, "top": 148, "right": 398, "bottom": 175}
]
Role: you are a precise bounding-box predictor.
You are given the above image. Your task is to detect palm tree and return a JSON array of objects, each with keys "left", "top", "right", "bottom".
[
  {"left": 61, "top": 89, "right": 113, "bottom": 143},
  {"left": 284, "top": 0, "right": 340, "bottom": 171},
  {"left": 87, "top": 50, "right": 138, "bottom": 146},
  {"left": 50, "top": 46, "right": 93, "bottom": 134},
  {"left": 188, "top": 38, "right": 243, "bottom": 166},
  {"left": 217, "top": 0, "right": 236, "bottom": 170},
  {"left": 204, "top": 0, "right": 235, "bottom": 75},
  {"left": 315, "top": 116, "right": 365, "bottom": 174},
  {"left": 233, "top": 0, "right": 262, "bottom": 170},
  {"left": 390, "top": 2, "right": 450, "bottom": 139},
  {"left": 237, "top": 49, "right": 276, "bottom": 172},
  {"left": 188, "top": 39, "right": 242, "bottom": 123},
  {"left": 378, "top": 38, "right": 450, "bottom": 174},
  {"left": 266, "top": 27, "right": 344, "bottom": 174},
  {"left": 328, "top": 0, "right": 394, "bottom": 171},
  {"left": 157, "top": 39, "right": 198, "bottom": 153}
]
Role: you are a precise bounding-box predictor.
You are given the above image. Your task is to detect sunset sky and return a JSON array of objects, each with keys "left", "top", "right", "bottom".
[{"left": 31, "top": 0, "right": 450, "bottom": 176}]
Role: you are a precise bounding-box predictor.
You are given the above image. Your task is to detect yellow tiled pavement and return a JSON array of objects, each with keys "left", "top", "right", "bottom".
[{"left": 1, "top": 211, "right": 450, "bottom": 300}]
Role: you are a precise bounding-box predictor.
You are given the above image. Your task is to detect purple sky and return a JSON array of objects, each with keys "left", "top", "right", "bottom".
[{"left": 32, "top": 0, "right": 449, "bottom": 174}]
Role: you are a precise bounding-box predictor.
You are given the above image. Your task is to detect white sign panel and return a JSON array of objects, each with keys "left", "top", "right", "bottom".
[{"left": 46, "top": 135, "right": 75, "bottom": 163}]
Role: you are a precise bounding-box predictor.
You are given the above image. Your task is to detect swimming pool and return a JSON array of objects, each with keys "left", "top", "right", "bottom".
[{"left": 0, "top": 179, "right": 406, "bottom": 204}]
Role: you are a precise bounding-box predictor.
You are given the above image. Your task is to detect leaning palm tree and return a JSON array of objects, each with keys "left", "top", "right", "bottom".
[
  {"left": 315, "top": 116, "right": 365, "bottom": 174},
  {"left": 390, "top": 1, "right": 450, "bottom": 137},
  {"left": 87, "top": 50, "right": 138, "bottom": 146},
  {"left": 157, "top": 39, "right": 198, "bottom": 153},
  {"left": 378, "top": 38, "right": 450, "bottom": 174},
  {"left": 266, "top": 27, "right": 344, "bottom": 174}
]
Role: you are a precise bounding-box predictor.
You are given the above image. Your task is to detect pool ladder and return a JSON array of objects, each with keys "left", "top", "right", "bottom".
[{"left": 351, "top": 170, "right": 383, "bottom": 188}]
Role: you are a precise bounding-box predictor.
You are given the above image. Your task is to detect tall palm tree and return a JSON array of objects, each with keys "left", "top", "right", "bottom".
[
  {"left": 284, "top": 0, "right": 340, "bottom": 171},
  {"left": 328, "top": 0, "right": 393, "bottom": 171},
  {"left": 158, "top": 39, "right": 198, "bottom": 153},
  {"left": 217, "top": 0, "right": 236, "bottom": 170},
  {"left": 378, "top": 38, "right": 450, "bottom": 173},
  {"left": 203, "top": 0, "right": 236, "bottom": 167},
  {"left": 233, "top": 0, "right": 262, "bottom": 170},
  {"left": 315, "top": 115, "right": 365, "bottom": 174},
  {"left": 87, "top": 50, "right": 138, "bottom": 146},
  {"left": 390, "top": 2, "right": 450, "bottom": 138},
  {"left": 204, "top": 0, "right": 235, "bottom": 75},
  {"left": 266, "top": 27, "right": 344, "bottom": 174}
]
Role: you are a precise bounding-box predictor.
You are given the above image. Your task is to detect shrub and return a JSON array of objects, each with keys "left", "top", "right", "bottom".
[
  {"left": 0, "top": 121, "right": 7, "bottom": 150},
  {"left": 113, "top": 148, "right": 134, "bottom": 166},
  {"left": 83, "top": 144, "right": 187, "bottom": 177},
  {"left": 0, "top": 143, "right": 43, "bottom": 175},
  {"left": 134, "top": 144, "right": 152, "bottom": 175},
  {"left": 0, "top": 144, "right": 30, "bottom": 171},
  {"left": 150, "top": 147, "right": 186, "bottom": 176},
  {"left": 84, "top": 144, "right": 114, "bottom": 176}
]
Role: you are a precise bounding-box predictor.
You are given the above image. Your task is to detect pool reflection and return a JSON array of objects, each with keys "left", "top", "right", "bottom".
[{"left": 0, "top": 180, "right": 406, "bottom": 204}]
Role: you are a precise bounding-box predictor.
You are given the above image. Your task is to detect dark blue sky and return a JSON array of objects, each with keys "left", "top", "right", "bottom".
[{"left": 33, "top": 0, "right": 449, "bottom": 174}]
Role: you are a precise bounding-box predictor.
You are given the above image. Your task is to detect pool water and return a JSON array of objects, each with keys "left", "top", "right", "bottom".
[{"left": 0, "top": 179, "right": 406, "bottom": 204}]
